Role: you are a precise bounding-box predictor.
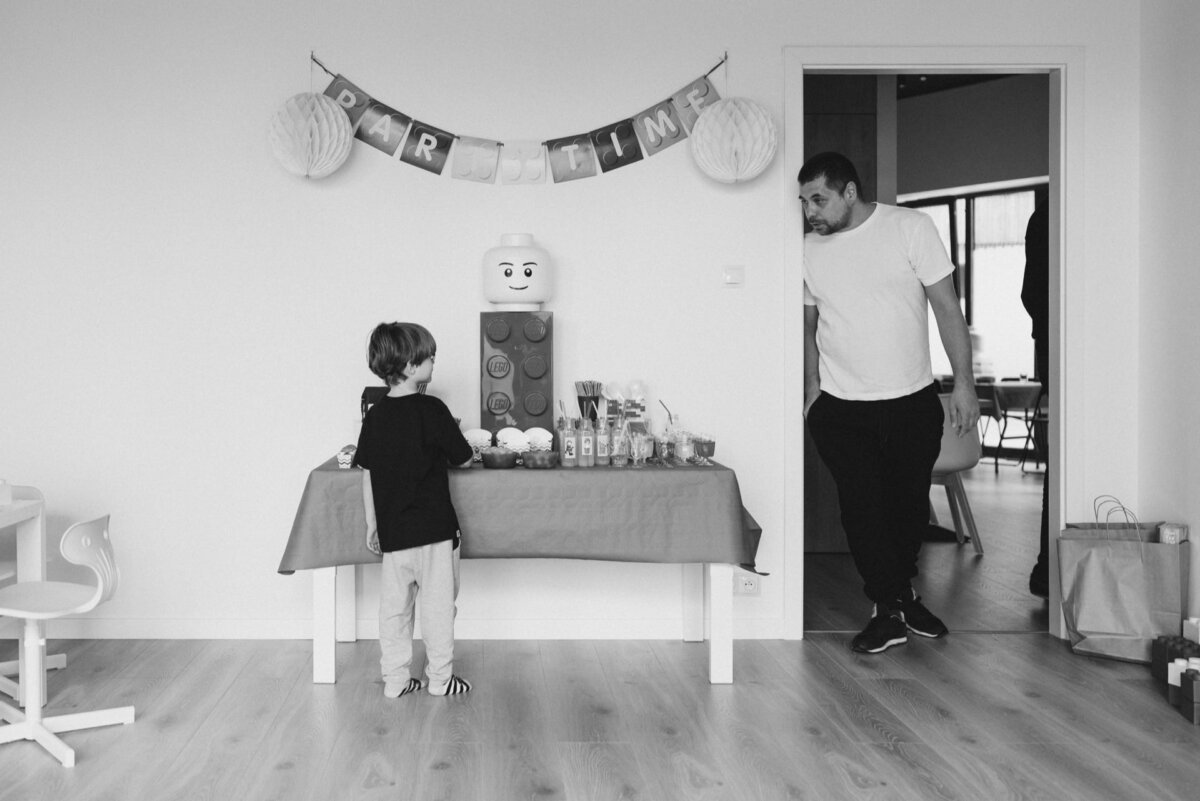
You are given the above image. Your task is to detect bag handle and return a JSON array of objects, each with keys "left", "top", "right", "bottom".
[{"left": 1092, "top": 494, "right": 1152, "bottom": 543}]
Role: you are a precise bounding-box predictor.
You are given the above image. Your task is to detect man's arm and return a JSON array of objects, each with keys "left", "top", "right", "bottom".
[
  {"left": 925, "top": 275, "right": 980, "bottom": 436},
  {"left": 803, "top": 304, "right": 821, "bottom": 416},
  {"left": 362, "top": 468, "right": 380, "bottom": 555}
]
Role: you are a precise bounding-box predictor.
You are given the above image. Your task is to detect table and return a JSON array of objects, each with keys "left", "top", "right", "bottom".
[
  {"left": 983, "top": 380, "right": 1044, "bottom": 470},
  {"left": 0, "top": 497, "right": 49, "bottom": 705},
  {"left": 279, "top": 459, "right": 762, "bottom": 684}
]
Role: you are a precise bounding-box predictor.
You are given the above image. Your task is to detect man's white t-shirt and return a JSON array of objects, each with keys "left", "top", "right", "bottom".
[{"left": 803, "top": 203, "right": 954, "bottom": 401}]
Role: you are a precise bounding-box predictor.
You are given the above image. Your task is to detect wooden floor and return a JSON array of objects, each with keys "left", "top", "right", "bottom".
[
  {"left": 2, "top": 632, "right": 1200, "bottom": 800},
  {"left": 4, "top": 464, "right": 1197, "bottom": 799},
  {"left": 806, "top": 462, "right": 1051, "bottom": 633}
]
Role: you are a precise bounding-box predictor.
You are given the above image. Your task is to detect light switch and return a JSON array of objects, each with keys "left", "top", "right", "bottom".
[{"left": 722, "top": 265, "right": 745, "bottom": 287}]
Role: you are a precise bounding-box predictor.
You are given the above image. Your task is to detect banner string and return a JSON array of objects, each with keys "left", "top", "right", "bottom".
[
  {"left": 704, "top": 52, "right": 728, "bottom": 80},
  {"left": 311, "top": 53, "right": 335, "bottom": 79}
]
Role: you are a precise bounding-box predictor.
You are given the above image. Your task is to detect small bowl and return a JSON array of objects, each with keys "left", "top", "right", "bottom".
[
  {"left": 522, "top": 450, "right": 559, "bottom": 469},
  {"left": 480, "top": 447, "right": 519, "bottom": 469},
  {"left": 693, "top": 438, "right": 716, "bottom": 458}
]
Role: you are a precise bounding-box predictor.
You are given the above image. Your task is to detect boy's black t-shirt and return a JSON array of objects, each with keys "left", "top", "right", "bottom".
[{"left": 355, "top": 394, "right": 473, "bottom": 553}]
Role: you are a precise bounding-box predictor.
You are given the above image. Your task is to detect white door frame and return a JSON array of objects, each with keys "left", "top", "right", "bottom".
[{"left": 782, "top": 46, "right": 1083, "bottom": 640}]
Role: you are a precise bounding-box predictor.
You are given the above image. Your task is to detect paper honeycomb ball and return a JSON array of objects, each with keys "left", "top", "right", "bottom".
[
  {"left": 268, "top": 93, "right": 354, "bottom": 179},
  {"left": 689, "top": 98, "right": 778, "bottom": 184}
]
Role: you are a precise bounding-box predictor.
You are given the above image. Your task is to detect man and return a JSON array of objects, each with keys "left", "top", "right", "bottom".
[
  {"left": 800, "top": 152, "right": 979, "bottom": 654},
  {"left": 1021, "top": 197, "right": 1050, "bottom": 598}
]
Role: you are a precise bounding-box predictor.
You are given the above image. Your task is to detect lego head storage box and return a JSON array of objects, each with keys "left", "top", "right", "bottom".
[{"left": 480, "top": 234, "right": 554, "bottom": 435}]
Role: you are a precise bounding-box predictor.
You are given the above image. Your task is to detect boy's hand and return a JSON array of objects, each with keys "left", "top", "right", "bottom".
[{"left": 366, "top": 527, "right": 381, "bottom": 556}]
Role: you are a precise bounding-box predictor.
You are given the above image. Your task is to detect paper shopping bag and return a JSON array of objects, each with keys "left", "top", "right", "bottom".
[{"left": 1058, "top": 515, "right": 1187, "bottom": 663}]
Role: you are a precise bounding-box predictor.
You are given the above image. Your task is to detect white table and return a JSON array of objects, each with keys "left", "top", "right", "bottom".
[
  {"left": 310, "top": 562, "right": 734, "bottom": 684},
  {"left": 0, "top": 497, "right": 58, "bottom": 705},
  {"left": 281, "top": 460, "right": 761, "bottom": 685}
]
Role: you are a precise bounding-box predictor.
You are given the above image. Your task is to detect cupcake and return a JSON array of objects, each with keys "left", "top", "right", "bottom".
[
  {"left": 463, "top": 428, "right": 494, "bottom": 462},
  {"left": 524, "top": 427, "right": 553, "bottom": 452},
  {"left": 496, "top": 427, "right": 530, "bottom": 454}
]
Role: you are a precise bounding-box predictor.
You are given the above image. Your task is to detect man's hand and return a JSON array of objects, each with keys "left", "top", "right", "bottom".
[
  {"left": 948, "top": 383, "right": 980, "bottom": 437},
  {"left": 366, "top": 526, "right": 381, "bottom": 556},
  {"left": 803, "top": 388, "right": 821, "bottom": 418}
]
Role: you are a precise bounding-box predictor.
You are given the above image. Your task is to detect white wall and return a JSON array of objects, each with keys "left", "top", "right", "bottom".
[
  {"left": 1139, "top": 0, "right": 1200, "bottom": 617},
  {"left": 0, "top": 0, "right": 1149, "bottom": 639}
]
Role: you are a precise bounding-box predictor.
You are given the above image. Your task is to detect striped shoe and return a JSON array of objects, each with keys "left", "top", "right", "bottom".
[
  {"left": 384, "top": 678, "right": 424, "bottom": 699},
  {"left": 428, "top": 675, "right": 472, "bottom": 697}
]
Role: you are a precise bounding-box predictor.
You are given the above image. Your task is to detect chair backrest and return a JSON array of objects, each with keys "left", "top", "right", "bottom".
[
  {"left": 59, "top": 515, "right": 120, "bottom": 609},
  {"left": 932, "top": 394, "right": 982, "bottom": 475}
]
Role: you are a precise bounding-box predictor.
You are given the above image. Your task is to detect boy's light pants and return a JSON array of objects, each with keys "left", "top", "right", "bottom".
[{"left": 379, "top": 539, "right": 459, "bottom": 688}]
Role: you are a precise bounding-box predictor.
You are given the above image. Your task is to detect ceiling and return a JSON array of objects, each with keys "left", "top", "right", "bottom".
[{"left": 896, "top": 74, "right": 1013, "bottom": 99}]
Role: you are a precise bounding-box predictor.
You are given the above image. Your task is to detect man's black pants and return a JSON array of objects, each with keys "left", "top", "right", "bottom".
[{"left": 807, "top": 382, "right": 944, "bottom": 604}]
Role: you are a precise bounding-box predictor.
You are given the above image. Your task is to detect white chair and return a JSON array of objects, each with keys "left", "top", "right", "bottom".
[
  {"left": 0, "top": 515, "right": 135, "bottom": 766},
  {"left": 931, "top": 394, "right": 984, "bottom": 554},
  {"left": 0, "top": 485, "right": 67, "bottom": 706}
]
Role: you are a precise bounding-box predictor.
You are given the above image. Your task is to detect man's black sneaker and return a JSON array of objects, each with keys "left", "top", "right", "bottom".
[
  {"left": 898, "top": 591, "right": 949, "bottom": 638},
  {"left": 1029, "top": 567, "right": 1049, "bottom": 599},
  {"left": 851, "top": 604, "right": 908, "bottom": 653}
]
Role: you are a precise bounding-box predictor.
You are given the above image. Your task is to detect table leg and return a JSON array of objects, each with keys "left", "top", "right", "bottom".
[
  {"left": 335, "top": 564, "right": 356, "bottom": 642},
  {"left": 312, "top": 567, "right": 336, "bottom": 683},
  {"left": 16, "top": 508, "right": 47, "bottom": 707},
  {"left": 706, "top": 563, "right": 733, "bottom": 684},
  {"left": 682, "top": 564, "right": 704, "bottom": 642}
]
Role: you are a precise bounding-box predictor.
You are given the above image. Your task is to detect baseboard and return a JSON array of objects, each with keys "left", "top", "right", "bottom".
[{"left": 17, "top": 616, "right": 797, "bottom": 640}]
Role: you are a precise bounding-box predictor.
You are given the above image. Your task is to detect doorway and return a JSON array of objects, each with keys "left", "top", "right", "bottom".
[{"left": 782, "top": 47, "right": 1082, "bottom": 641}]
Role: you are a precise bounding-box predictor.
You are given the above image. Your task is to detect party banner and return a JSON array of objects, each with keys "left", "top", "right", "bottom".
[
  {"left": 545, "top": 134, "right": 597, "bottom": 183},
  {"left": 671, "top": 77, "right": 719, "bottom": 133},
  {"left": 500, "top": 141, "right": 547, "bottom": 184},
  {"left": 452, "top": 136, "right": 501, "bottom": 183},
  {"left": 311, "top": 58, "right": 722, "bottom": 185},
  {"left": 357, "top": 100, "right": 412, "bottom": 156},
  {"left": 633, "top": 99, "right": 688, "bottom": 156},
  {"left": 590, "top": 119, "right": 643, "bottom": 173},
  {"left": 400, "top": 119, "right": 454, "bottom": 175},
  {"left": 323, "top": 75, "right": 371, "bottom": 126}
]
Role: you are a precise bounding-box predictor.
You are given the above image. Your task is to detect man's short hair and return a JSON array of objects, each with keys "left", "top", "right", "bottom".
[
  {"left": 368, "top": 322, "right": 437, "bottom": 386},
  {"left": 797, "top": 152, "right": 862, "bottom": 196}
]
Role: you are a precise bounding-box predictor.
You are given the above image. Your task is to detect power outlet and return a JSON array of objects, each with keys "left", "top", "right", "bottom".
[{"left": 734, "top": 572, "right": 761, "bottom": 595}]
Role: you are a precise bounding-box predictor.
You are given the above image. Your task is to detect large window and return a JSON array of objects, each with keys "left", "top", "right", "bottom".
[{"left": 902, "top": 183, "right": 1047, "bottom": 380}]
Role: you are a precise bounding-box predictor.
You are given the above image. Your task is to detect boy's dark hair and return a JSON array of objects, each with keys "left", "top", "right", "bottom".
[
  {"left": 368, "top": 322, "right": 437, "bottom": 386},
  {"left": 797, "top": 151, "right": 861, "bottom": 196}
]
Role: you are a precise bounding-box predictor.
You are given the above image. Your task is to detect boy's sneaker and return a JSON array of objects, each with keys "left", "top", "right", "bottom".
[
  {"left": 851, "top": 604, "right": 908, "bottom": 653},
  {"left": 428, "top": 674, "right": 471, "bottom": 697},
  {"left": 384, "top": 678, "right": 424, "bottom": 699},
  {"left": 897, "top": 590, "right": 949, "bottom": 639}
]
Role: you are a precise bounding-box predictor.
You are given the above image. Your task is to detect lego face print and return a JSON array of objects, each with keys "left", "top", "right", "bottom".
[{"left": 482, "top": 234, "right": 553, "bottom": 308}]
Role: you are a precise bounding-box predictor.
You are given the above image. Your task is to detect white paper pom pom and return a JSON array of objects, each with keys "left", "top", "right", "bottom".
[
  {"left": 689, "top": 98, "right": 778, "bottom": 184},
  {"left": 268, "top": 93, "right": 354, "bottom": 179}
]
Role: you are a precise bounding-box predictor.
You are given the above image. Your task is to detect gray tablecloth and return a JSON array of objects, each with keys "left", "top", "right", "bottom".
[{"left": 278, "top": 458, "right": 761, "bottom": 573}]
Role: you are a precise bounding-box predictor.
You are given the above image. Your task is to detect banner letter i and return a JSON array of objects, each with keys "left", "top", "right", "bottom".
[{"left": 608, "top": 132, "right": 624, "bottom": 158}]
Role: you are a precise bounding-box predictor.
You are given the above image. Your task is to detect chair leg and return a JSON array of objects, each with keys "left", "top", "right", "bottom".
[
  {"left": 943, "top": 485, "right": 966, "bottom": 545},
  {"left": 0, "top": 621, "right": 134, "bottom": 767},
  {"left": 994, "top": 418, "right": 1006, "bottom": 472},
  {"left": 0, "top": 653, "right": 67, "bottom": 706},
  {"left": 948, "top": 474, "right": 984, "bottom": 554}
]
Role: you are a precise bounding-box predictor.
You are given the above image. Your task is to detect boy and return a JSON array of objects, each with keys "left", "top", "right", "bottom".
[{"left": 356, "top": 322, "right": 474, "bottom": 697}]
